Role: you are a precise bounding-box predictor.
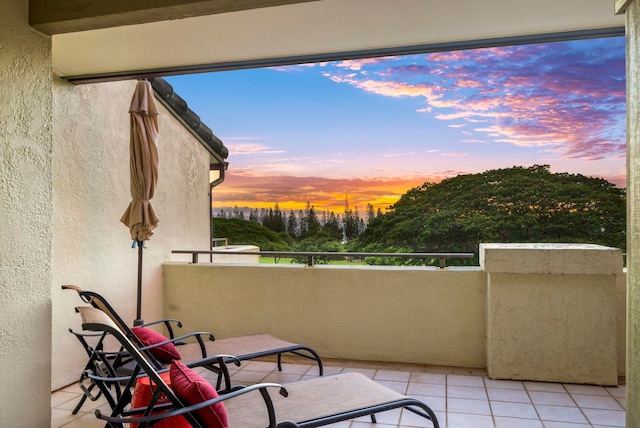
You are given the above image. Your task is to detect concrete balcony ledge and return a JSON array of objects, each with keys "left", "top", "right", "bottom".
[
  {"left": 164, "top": 243, "right": 625, "bottom": 386},
  {"left": 480, "top": 243, "right": 623, "bottom": 275}
]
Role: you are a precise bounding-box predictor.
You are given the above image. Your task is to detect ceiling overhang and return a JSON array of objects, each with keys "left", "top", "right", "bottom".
[
  {"left": 30, "top": 0, "right": 318, "bottom": 34},
  {"left": 46, "top": 0, "right": 625, "bottom": 84}
]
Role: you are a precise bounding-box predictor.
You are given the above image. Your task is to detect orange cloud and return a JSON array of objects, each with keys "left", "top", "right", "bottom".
[{"left": 211, "top": 171, "right": 461, "bottom": 213}]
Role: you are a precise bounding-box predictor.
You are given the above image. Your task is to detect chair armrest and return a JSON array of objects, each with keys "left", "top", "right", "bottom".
[
  {"left": 138, "top": 318, "right": 183, "bottom": 339},
  {"left": 95, "top": 382, "right": 289, "bottom": 427},
  {"left": 136, "top": 331, "right": 216, "bottom": 358}
]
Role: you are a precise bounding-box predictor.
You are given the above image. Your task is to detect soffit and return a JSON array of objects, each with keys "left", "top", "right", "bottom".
[{"left": 52, "top": 0, "right": 625, "bottom": 83}]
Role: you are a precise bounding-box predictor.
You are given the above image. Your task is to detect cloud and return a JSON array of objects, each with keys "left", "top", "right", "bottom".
[
  {"left": 319, "top": 38, "right": 626, "bottom": 162},
  {"left": 211, "top": 172, "right": 460, "bottom": 212}
]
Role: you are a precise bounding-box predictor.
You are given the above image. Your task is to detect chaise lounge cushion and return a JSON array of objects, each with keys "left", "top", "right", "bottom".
[
  {"left": 131, "top": 326, "right": 182, "bottom": 363},
  {"left": 170, "top": 360, "right": 228, "bottom": 428}
]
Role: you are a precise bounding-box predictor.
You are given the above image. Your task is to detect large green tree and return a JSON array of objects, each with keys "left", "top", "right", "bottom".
[
  {"left": 211, "top": 218, "right": 291, "bottom": 251},
  {"left": 354, "top": 165, "right": 626, "bottom": 256}
]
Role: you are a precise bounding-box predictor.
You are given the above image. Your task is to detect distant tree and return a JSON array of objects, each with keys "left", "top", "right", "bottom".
[
  {"left": 359, "top": 218, "right": 366, "bottom": 235},
  {"left": 259, "top": 208, "right": 268, "bottom": 225},
  {"left": 211, "top": 217, "right": 291, "bottom": 251},
  {"left": 249, "top": 208, "right": 259, "bottom": 223},
  {"left": 307, "top": 202, "right": 322, "bottom": 237},
  {"left": 323, "top": 211, "right": 342, "bottom": 240},
  {"left": 354, "top": 165, "right": 626, "bottom": 260},
  {"left": 271, "top": 203, "right": 286, "bottom": 233},
  {"left": 376, "top": 208, "right": 383, "bottom": 218},
  {"left": 286, "top": 210, "right": 299, "bottom": 239},
  {"left": 217, "top": 209, "right": 226, "bottom": 218},
  {"left": 292, "top": 232, "right": 344, "bottom": 264},
  {"left": 343, "top": 199, "right": 359, "bottom": 241},
  {"left": 366, "top": 204, "right": 376, "bottom": 225},
  {"left": 298, "top": 209, "right": 308, "bottom": 239}
]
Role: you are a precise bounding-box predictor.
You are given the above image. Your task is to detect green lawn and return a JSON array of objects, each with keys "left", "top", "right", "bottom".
[{"left": 259, "top": 257, "right": 366, "bottom": 265}]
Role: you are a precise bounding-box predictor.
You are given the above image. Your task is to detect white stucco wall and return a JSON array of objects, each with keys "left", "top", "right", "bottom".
[
  {"left": 51, "top": 79, "right": 212, "bottom": 390},
  {"left": 0, "top": 1, "right": 53, "bottom": 426}
]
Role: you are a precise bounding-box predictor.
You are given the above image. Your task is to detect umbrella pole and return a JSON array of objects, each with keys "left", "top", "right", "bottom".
[{"left": 134, "top": 239, "right": 144, "bottom": 326}]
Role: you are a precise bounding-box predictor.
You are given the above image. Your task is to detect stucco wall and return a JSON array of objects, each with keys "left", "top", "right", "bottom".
[
  {"left": 51, "top": 79, "right": 211, "bottom": 390},
  {"left": 164, "top": 263, "right": 488, "bottom": 368},
  {"left": 0, "top": 1, "right": 53, "bottom": 426},
  {"left": 627, "top": 0, "right": 640, "bottom": 425},
  {"left": 482, "top": 244, "right": 620, "bottom": 385}
]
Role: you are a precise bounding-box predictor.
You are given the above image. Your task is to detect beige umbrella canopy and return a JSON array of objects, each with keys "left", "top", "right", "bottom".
[{"left": 120, "top": 79, "right": 159, "bottom": 324}]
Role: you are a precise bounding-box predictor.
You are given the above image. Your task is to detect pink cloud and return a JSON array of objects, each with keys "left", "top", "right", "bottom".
[{"left": 322, "top": 39, "right": 625, "bottom": 164}]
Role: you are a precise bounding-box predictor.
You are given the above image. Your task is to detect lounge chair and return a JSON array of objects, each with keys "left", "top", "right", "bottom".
[
  {"left": 76, "top": 305, "right": 440, "bottom": 428},
  {"left": 63, "top": 285, "right": 323, "bottom": 395}
]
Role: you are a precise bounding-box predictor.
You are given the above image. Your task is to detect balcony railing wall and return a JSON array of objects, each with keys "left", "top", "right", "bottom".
[{"left": 164, "top": 243, "right": 625, "bottom": 386}]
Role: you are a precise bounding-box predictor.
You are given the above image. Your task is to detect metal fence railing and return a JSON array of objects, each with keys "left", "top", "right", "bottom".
[{"left": 172, "top": 249, "right": 475, "bottom": 268}]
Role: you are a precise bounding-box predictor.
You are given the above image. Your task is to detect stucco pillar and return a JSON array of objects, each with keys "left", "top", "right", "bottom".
[
  {"left": 481, "top": 244, "right": 620, "bottom": 386},
  {"left": 623, "top": 0, "right": 640, "bottom": 425},
  {"left": 0, "top": 0, "right": 53, "bottom": 426}
]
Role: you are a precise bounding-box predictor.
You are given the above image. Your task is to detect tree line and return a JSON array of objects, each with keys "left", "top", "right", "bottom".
[
  {"left": 213, "top": 165, "right": 626, "bottom": 266},
  {"left": 216, "top": 200, "right": 383, "bottom": 242}
]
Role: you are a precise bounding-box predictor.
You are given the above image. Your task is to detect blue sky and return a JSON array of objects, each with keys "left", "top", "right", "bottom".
[{"left": 166, "top": 36, "right": 626, "bottom": 213}]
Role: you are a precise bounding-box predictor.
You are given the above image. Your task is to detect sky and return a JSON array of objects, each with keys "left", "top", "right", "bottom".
[{"left": 165, "top": 36, "right": 626, "bottom": 214}]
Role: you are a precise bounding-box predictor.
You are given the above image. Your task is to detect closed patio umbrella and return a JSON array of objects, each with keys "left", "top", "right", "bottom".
[{"left": 120, "top": 79, "right": 159, "bottom": 325}]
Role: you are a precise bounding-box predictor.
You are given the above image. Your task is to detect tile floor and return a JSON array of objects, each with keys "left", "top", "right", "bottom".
[{"left": 51, "top": 358, "right": 626, "bottom": 428}]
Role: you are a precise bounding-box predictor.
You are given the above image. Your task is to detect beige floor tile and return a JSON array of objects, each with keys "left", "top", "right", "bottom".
[
  {"left": 399, "top": 408, "right": 439, "bottom": 427},
  {"left": 490, "top": 401, "right": 538, "bottom": 419},
  {"left": 51, "top": 391, "right": 79, "bottom": 408},
  {"left": 410, "top": 372, "right": 446, "bottom": 385},
  {"left": 447, "top": 385, "right": 487, "bottom": 400},
  {"left": 534, "top": 405, "right": 589, "bottom": 424},
  {"left": 493, "top": 416, "right": 543, "bottom": 427},
  {"left": 229, "top": 369, "right": 268, "bottom": 385},
  {"left": 447, "top": 397, "right": 491, "bottom": 415},
  {"left": 563, "top": 383, "right": 608, "bottom": 396},
  {"left": 407, "top": 382, "right": 446, "bottom": 397},
  {"left": 447, "top": 374, "right": 485, "bottom": 387},
  {"left": 374, "top": 370, "right": 411, "bottom": 382},
  {"left": 261, "top": 371, "right": 304, "bottom": 383},
  {"left": 407, "top": 394, "right": 446, "bottom": 412},
  {"left": 606, "top": 384, "right": 625, "bottom": 397},
  {"left": 446, "top": 412, "right": 494, "bottom": 428},
  {"left": 582, "top": 408, "right": 626, "bottom": 426},
  {"left": 541, "top": 422, "right": 591, "bottom": 428},
  {"left": 483, "top": 377, "right": 525, "bottom": 390},
  {"left": 571, "top": 393, "right": 624, "bottom": 410},
  {"left": 279, "top": 363, "right": 313, "bottom": 375},
  {"left": 241, "top": 360, "right": 278, "bottom": 371},
  {"left": 487, "top": 387, "right": 532, "bottom": 404},
  {"left": 528, "top": 391, "right": 574, "bottom": 406},
  {"left": 354, "top": 408, "right": 401, "bottom": 425}
]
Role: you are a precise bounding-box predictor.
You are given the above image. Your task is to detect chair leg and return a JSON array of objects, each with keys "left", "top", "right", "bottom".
[{"left": 72, "top": 383, "right": 102, "bottom": 414}]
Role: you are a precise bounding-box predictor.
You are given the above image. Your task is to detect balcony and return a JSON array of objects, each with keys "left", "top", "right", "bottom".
[{"left": 52, "top": 243, "right": 627, "bottom": 427}]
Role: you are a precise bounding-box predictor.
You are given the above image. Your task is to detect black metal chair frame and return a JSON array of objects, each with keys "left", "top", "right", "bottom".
[
  {"left": 76, "top": 305, "right": 440, "bottom": 428},
  {"left": 63, "top": 285, "right": 323, "bottom": 400}
]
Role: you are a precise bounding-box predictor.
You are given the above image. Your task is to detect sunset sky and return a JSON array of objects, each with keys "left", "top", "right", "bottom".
[{"left": 165, "top": 36, "right": 626, "bottom": 214}]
